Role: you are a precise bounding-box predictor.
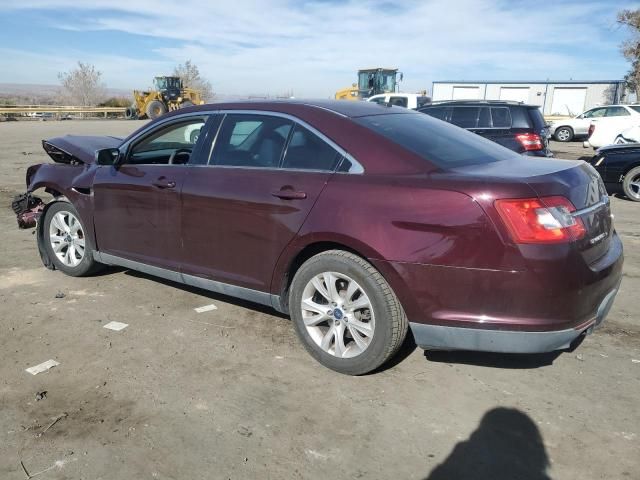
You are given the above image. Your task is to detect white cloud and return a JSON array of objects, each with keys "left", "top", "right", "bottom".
[{"left": 0, "top": 0, "right": 631, "bottom": 96}]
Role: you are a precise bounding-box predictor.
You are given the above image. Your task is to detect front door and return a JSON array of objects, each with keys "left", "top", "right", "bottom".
[
  {"left": 93, "top": 115, "right": 210, "bottom": 269},
  {"left": 180, "top": 113, "right": 344, "bottom": 293}
]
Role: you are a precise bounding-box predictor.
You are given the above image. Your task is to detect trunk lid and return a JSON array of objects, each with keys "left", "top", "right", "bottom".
[
  {"left": 42, "top": 135, "right": 122, "bottom": 164},
  {"left": 448, "top": 157, "right": 612, "bottom": 264}
]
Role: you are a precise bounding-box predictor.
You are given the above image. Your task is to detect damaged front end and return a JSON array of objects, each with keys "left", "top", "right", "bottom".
[{"left": 12, "top": 192, "right": 44, "bottom": 229}]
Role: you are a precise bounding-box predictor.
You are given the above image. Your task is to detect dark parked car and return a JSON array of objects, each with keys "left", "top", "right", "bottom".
[
  {"left": 17, "top": 100, "right": 622, "bottom": 375},
  {"left": 587, "top": 143, "right": 640, "bottom": 202},
  {"left": 418, "top": 100, "right": 552, "bottom": 157}
]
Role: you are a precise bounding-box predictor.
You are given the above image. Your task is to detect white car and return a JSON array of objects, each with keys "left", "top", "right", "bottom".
[
  {"left": 582, "top": 105, "right": 640, "bottom": 149},
  {"left": 367, "top": 93, "right": 431, "bottom": 110},
  {"left": 550, "top": 104, "right": 640, "bottom": 142}
]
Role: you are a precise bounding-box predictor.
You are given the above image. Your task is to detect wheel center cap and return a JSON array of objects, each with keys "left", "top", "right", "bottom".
[
  {"left": 64, "top": 234, "right": 73, "bottom": 243},
  {"left": 333, "top": 308, "right": 344, "bottom": 320}
]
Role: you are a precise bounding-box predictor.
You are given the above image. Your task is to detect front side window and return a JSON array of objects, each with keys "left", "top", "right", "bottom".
[
  {"left": 583, "top": 108, "right": 606, "bottom": 118},
  {"left": 128, "top": 117, "right": 208, "bottom": 165},
  {"left": 211, "top": 114, "right": 293, "bottom": 168},
  {"left": 606, "top": 106, "right": 630, "bottom": 117},
  {"left": 420, "top": 106, "right": 450, "bottom": 121},
  {"left": 281, "top": 125, "right": 342, "bottom": 171}
]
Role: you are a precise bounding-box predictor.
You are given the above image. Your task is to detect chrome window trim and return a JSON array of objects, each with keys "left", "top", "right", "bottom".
[
  {"left": 208, "top": 109, "right": 364, "bottom": 174},
  {"left": 118, "top": 109, "right": 365, "bottom": 174}
]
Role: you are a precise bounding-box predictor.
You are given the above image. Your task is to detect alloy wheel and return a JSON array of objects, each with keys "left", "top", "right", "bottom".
[
  {"left": 628, "top": 173, "right": 640, "bottom": 200},
  {"left": 556, "top": 128, "right": 571, "bottom": 141},
  {"left": 301, "top": 272, "right": 375, "bottom": 359},
  {"left": 49, "top": 211, "right": 85, "bottom": 267}
]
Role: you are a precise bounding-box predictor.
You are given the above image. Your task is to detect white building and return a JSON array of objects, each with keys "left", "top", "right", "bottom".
[{"left": 431, "top": 80, "right": 627, "bottom": 116}]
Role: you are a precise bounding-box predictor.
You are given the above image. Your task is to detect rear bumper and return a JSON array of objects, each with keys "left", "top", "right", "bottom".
[{"left": 410, "top": 285, "right": 619, "bottom": 353}]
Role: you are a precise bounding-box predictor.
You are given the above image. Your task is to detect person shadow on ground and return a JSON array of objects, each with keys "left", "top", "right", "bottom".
[{"left": 425, "top": 407, "right": 552, "bottom": 480}]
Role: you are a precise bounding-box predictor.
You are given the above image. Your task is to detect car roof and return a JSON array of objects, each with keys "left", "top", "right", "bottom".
[{"left": 178, "top": 99, "right": 415, "bottom": 119}]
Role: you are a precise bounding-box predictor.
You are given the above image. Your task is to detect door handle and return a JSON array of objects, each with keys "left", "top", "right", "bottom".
[
  {"left": 152, "top": 178, "right": 176, "bottom": 189},
  {"left": 272, "top": 189, "right": 307, "bottom": 200}
]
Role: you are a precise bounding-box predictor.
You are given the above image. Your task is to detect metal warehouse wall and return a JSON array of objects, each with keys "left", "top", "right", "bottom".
[{"left": 431, "top": 81, "right": 625, "bottom": 116}]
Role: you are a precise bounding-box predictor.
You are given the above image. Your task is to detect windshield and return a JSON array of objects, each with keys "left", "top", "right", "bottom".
[
  {"left": 358, "top": 71, "right": 396, "bottom": 94},
  {"left": 354, "top": 112, "right": 521, "bottom": 168},
  {"left": 154, "top": 77, "right": 181, "bottom": 90}
]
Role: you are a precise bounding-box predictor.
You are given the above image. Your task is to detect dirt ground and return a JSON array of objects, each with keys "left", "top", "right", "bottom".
[{"left": 0, "top": 120, "right": 638, "bottom": 480}]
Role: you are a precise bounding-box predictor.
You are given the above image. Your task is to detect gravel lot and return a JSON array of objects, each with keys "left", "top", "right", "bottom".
[{"left": 1, "top": 120, "right": 638, "bottom": 480}]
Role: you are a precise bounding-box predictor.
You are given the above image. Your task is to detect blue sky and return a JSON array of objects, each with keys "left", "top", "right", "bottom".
[{"left": 0, "top": 0, "right": 636, "bottom": 97}]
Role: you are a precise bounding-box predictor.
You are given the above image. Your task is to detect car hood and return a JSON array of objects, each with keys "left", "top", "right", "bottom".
[{"left": 42, "top": 135, "right": 123, "bottom": 164}]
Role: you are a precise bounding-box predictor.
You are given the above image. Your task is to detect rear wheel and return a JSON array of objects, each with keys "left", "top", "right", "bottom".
[
  {"left": 146, "top": 100, "right": 167, "bottom": 120},
  {"left": 623, "top": 166, "right": 640, "bottom": 202},
  {"left": 289, "top": 250, "right": 408, "bottom": 375},
  {"left": 43, "top": 202, "right": 102, "bottom": 276},
  {"left": 554, "top": 127, "right": 573, "bottom": 142}
]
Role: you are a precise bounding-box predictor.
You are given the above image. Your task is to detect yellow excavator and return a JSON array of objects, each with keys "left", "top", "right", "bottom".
[
  {"left": 125, "top": 76, "right": 204, "bottom": 120},
  {"left": 335, "top": 68, "right": 403, "bottom": 101}
]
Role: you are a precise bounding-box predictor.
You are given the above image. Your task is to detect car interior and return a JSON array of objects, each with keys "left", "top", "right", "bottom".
[{"left": 127, "top": 119, "right": 207, "bottom": 165}]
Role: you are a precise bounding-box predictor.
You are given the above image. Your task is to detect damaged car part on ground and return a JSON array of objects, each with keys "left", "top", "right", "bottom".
[{"left": 17, "top": 100, "right": 623, "bottom": 375}]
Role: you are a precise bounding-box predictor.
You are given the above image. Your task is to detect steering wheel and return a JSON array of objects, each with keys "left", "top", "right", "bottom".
[{"left": 168, "top": 147, "right": 192, "bottom": 165}]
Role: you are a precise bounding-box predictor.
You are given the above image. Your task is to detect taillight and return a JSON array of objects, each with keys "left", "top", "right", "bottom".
[
  {"left": 588, "top": 124, "right": 596, "bottom": 138},
  {"left": 495, "top": 196, "right": 586, "bottom": 244},
  {"left": 515, "top": 133, "right": 543, "bottom": 151}
]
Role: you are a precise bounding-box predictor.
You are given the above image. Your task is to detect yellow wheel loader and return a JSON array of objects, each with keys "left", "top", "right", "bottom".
[
  {"left": 335, "top": 68, "right": 403, "bottom": 101},
  {"left": 125, "top": 76, "right": 204, "bottom": 120}
]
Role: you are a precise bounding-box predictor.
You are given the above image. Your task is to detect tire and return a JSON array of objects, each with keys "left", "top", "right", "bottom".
[
  {"left": 180, "top": 100, "right": 194, "bottom": 109},
  {"left": 622, "top": 166, "right": 640, "bottom": 202},
  {"left": 124, "top": 106, "right": 137, "bottom": 119},
  {"left": 190, "top": 128, "right": 200, "bottom": 144},
  {"left": 145, "top": 100, "right": 167, "bottom": 120},
  {"left": 289, "top": 250, "right": 408, "bottom": 375},
  {"left": 554, "top": 126, "right": 573, "bottom": 142},
  {"left": 42, "top": 202, "right": 102, "bottom": 276}
]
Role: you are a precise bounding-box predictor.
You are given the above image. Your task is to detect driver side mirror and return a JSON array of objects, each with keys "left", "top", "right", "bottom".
[{"left": 95, "top": 148, "right": 121, "bottom": 166}]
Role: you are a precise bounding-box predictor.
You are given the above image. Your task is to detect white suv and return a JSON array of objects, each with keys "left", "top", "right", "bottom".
[
  {"left": 367, "top": 93, "right": 431, "bottom": 110},
  {"left": 550, "top": 105, "right": 640, "bottom": 142}
]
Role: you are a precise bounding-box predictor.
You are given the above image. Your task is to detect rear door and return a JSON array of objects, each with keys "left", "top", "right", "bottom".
[
  {"left": 180, "top": 113, "right": 343, "bottom": 293},
  {"left": 93, "top": 115, "right": 210, "bottom": 269}
]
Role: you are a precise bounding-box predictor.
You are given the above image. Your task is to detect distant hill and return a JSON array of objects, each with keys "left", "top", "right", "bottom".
[{"left": 0, "top": 83, "right": 131, "bottom": 98}]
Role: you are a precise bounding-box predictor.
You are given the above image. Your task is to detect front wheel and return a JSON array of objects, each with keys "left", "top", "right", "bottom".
[
  {"left": 42, "top": 201, "right": 102, "bottom": 276},
  {"left": 623, "top": 166, "right": 640, "bottom": 202},
  {"left": 289, "top": 250, "right": 408, "bottom": 375}
]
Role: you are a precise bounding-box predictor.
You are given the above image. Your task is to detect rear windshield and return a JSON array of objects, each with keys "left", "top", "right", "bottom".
[
  {"left": 628, "top": 106, "right": 640, "bottom": 114},
  {"left": 355, "top": 113, "right": 520, "bottom": 168}
]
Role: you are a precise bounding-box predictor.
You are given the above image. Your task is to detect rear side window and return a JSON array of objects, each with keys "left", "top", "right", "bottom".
[
  {"left": 606, "top": 106, "right": 630, "bottom": 117},
  {"left": 281, "top": 125, "right": 342, "bottom": 171},
  {"left": 510, "top": 107, "right": 533, "bottom": 129},
  {"left": 490, "top": 107, "right": 512, "bottom": 128},
  {"left": 450, "top": 107, "right": 480, "bottom": 128},
  {"left": 477, "top": 108, "right": 491, "bottom": 128},
  {"left": 355, "top": 112, "right": 519, "bottom": 168},
  {"left": 211, "top": 114, "right": 292, "bottom": 168},
  {"left": 389, "top": 96, "right": 408, "bottom": 108}
]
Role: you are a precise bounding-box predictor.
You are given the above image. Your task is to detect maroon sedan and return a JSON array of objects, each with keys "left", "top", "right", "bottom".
[{"left": 17, "top": 100, "right": 623, "bottom": 375}]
